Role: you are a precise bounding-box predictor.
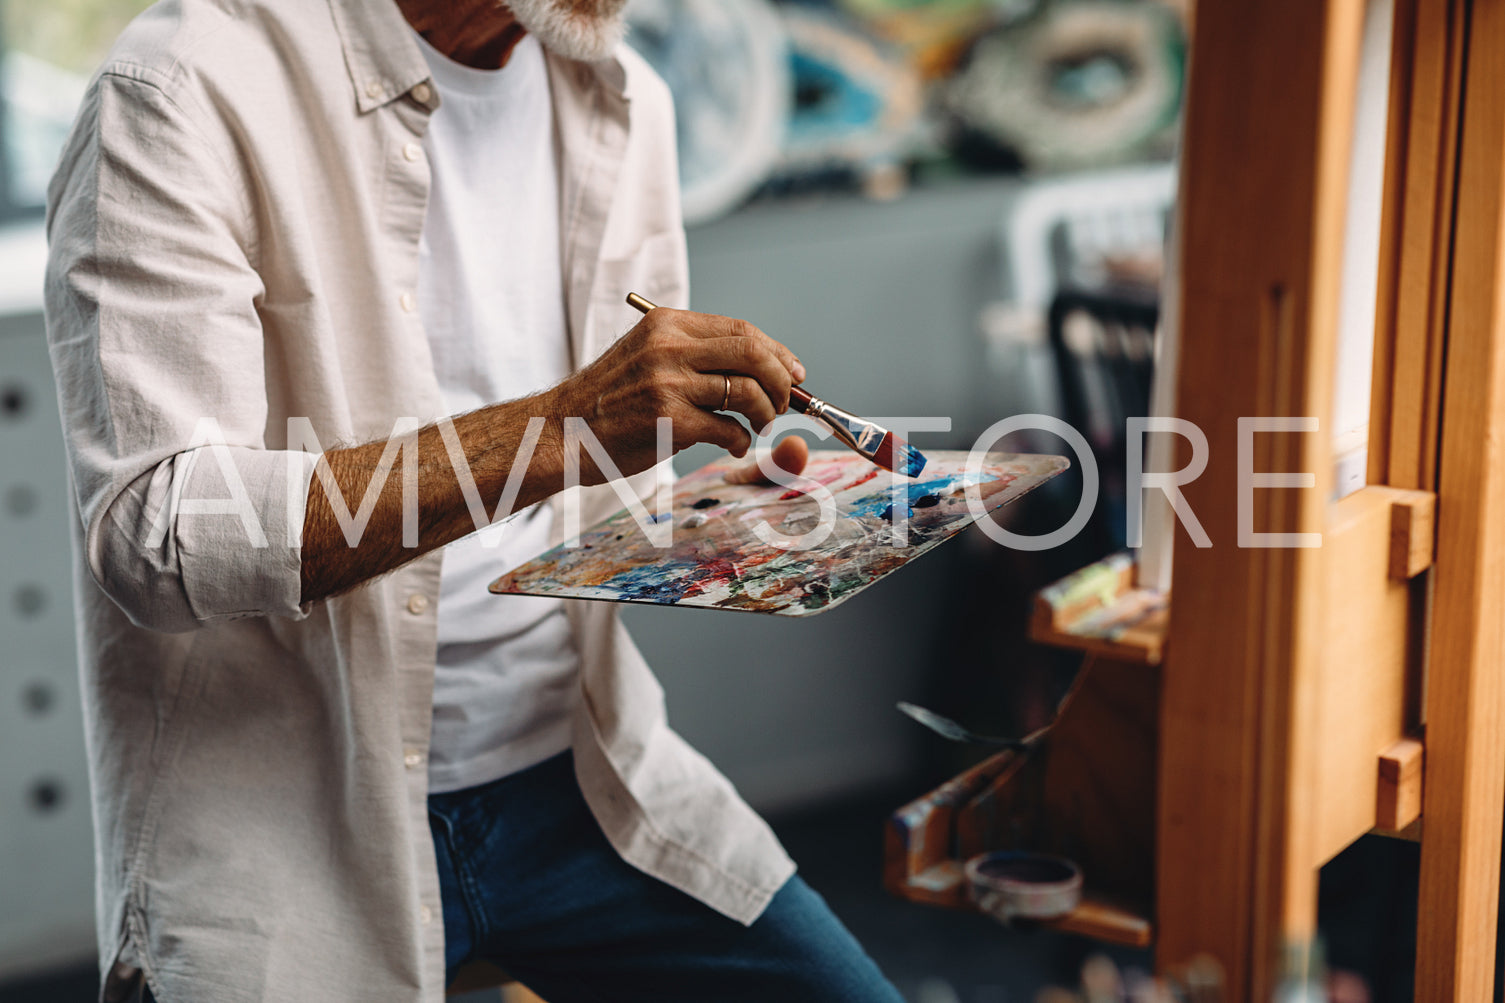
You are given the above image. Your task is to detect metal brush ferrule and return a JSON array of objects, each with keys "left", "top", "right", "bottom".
[{"left": 795, "top": 392, "right": 885, "bottom": 458}]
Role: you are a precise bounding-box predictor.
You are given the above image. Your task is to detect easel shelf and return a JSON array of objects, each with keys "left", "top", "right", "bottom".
[{"left": 1029, "top": 552, "right": 1168, "bottom": 665}]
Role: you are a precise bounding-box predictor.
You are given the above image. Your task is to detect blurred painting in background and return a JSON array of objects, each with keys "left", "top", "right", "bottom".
[
  {"left": 0, "top": 0, "right": 1188, "bottom": 225},
  {"left": 625, "top": 0, "right": 1186, "bottom": 224}
]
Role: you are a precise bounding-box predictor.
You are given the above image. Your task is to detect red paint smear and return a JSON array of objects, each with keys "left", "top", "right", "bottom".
[
  {"left": 837, "top": 469, "right": 880, "bottom": 492},
  {"left": 683, "top": 558, "right": 742, "bottom": 597},
  {"left": 781, "top": 467, "right": 880, "bottom": 500}
]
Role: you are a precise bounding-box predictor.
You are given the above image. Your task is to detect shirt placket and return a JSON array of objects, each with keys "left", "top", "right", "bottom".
[
  {"left": 377, "top": 82, "right": 451, "bottom": 991},
  {"left": 555, "top": 62, "right": 631, "bottom": 371},
  {"left": 547, "top": 61, "right": 631, "bottom": 555}
]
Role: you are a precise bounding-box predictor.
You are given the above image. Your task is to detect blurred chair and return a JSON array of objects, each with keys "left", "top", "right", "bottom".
[
  {"left": 1045, "top": 284, "right": 1159, "bottom": 557},
  {"left": 983, "top": 163, "right": 1173, "bottom": 420}
]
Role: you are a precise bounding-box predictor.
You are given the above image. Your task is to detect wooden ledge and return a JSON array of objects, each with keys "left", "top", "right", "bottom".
[
  {"left": 1044, "top": 895, "right": 1154, "bottom": 948},
  {"left": 1030, "top": 553, "right": 1168, "bottom": 664},
  {"left": 1376, "top": 736, "right": 1425, "bottom": 834},
  {"left": 886, "top": 654, "right": 1158, "bottom": 950},
  {"left": 1383, "top": 488, "right": 1436, "bottom": 580}
]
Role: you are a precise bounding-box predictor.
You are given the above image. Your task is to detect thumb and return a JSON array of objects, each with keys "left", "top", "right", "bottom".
[{"left": 725, "top": 435, "right": 810, "bottom": 485}]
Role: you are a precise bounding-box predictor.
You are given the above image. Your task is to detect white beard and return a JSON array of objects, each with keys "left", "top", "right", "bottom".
[{"left": 502, "top": 0, "right": 629, "bottom": 61}]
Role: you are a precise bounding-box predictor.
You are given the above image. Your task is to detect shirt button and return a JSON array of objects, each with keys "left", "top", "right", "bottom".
[
  {"left": 403, "top": 747, "right": 425, "bottom": 769},
  {"left": 399, "top": 291, "right": 416, "bottom": 313},
  {"left": 420, "top": 904, "right": 434, "bottom": 925},
  {"left": 411, "top": 81, "right": 432, "bottom": 104},
  {"left": 406, "top": 593, "right": 429, "bottom": 615},
  {"left": 365, "top": 80, "right": 383, "bottom": 99},
  {"left": 402, "top": 141, "right": 422, "bottom": 162}
]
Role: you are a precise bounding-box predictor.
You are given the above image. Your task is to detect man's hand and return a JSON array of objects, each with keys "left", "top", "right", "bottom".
[{"left": 549, "top": 307, "right": 806, "bottom": 484}]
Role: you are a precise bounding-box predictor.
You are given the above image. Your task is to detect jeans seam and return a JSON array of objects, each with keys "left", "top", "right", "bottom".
[
  {"left": 447, "top": 811, "right": 494, "bottom": 948},
  {"left": 431, "top": 807, "right": 488, "bottom": 973}
]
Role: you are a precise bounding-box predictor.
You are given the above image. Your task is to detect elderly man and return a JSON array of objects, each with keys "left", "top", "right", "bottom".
[{"left": 44, "top": 0, "right": 904, "bottom": 999}]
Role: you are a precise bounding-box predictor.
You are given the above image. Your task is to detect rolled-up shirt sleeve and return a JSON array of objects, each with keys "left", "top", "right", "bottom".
[{"left": 44, "top": 66, "right": 317, "bottom": 633}]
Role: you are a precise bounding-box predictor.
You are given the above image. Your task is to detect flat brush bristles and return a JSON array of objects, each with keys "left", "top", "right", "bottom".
[{"left": 872, "top": 433, "right": 928, "bottom": 478}]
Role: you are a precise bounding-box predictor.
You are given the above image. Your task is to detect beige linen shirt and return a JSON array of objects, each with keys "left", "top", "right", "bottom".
[{"left": 43, "top": 1, "right": 794, "bottom": 1000}]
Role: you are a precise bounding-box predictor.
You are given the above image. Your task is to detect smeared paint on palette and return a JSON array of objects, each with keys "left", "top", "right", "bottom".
[{"left": 490, "top": 450, "right": 1068, "bottom": 616}]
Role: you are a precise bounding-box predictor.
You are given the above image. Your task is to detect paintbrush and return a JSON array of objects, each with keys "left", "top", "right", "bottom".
[{"left": 626, "top": 292, "right": 928, "bottom": 477}]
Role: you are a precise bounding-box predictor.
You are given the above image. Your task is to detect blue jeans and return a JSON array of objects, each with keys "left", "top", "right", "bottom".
[{"left": 427, "top": 750, "right": 904, "bottom": 1002}]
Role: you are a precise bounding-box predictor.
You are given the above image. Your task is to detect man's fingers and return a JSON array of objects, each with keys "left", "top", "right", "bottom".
[
  {"left": 729, "top": 319, "right": 805, "bottom": 386},
  {"left": 675, "top": 311, "right": 806, "bottom": 385},
  {"left": 725, "top": 434, "right": 810, "bottom": 485},
  {"left": 683, "top": 338, "right": 792, "bottom": 416},
  {"left": 684, "top": 410, "right": 753, "bottom": 458},
  {"left": 690, "top": 372, "right": 778, "bottom": 433}
]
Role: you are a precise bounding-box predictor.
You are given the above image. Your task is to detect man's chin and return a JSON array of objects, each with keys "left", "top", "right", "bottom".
[{"left": 503, "top": 0, "right": 628, "bottom": 62}]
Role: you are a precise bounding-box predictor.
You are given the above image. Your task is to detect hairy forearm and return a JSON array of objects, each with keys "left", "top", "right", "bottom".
[{"left": 299, "top": 389, "right": 568, "bottom": 604}]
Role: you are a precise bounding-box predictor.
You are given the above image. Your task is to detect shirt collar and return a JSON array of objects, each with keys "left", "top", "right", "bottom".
[{"left": 326, "top": 0, "right": 627, "bottom": 113}]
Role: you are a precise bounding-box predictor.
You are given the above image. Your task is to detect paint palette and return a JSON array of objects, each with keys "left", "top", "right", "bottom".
[{"left": 490, "top": 450, "right": 1069, "bottom": 616}]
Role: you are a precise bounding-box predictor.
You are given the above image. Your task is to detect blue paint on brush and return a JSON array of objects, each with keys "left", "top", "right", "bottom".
[
  {"left": 873, "top": 435, "right": 928, "bottom": 478},
  {"left": 895, "top": 442, "right": 928, "bottom": 478}
]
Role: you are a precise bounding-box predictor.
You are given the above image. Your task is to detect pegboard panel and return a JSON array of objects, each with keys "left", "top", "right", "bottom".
[{"left": 0, "top": 309, "right": 96, "bottom": 978}]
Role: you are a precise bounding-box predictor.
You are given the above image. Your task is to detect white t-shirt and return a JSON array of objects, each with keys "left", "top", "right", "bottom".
[{"left": 413, "top": 31, "right": 581, "bottom": 793}]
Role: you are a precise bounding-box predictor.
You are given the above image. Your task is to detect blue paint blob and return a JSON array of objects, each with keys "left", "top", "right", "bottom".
[
  {"left": 847, "top": 473, "right": 990, "bottom": 521},
  {"left": 600, "top": 560, "right": 705, "bottom": 603}
]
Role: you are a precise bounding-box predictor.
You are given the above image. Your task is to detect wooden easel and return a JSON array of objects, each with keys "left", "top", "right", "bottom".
[
  {"left": 888, "top": 1, "right": 1505, "bottom": 998},
  {"left": 1161, "top": 0, "right": 1505, "bottom": 997}
]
